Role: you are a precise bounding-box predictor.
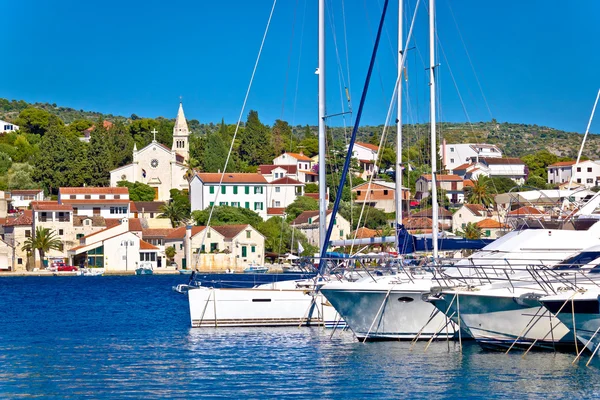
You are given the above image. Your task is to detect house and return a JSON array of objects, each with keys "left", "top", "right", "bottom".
[
  {"left": 164, "top": 224, "right": 265, "bottom": 270},
  {"left": 452, "top": 204, "right": 490, "bottom": 232},
  {"left": 2, "top": 210, "right": 33, "bottom": 271},
  {"left": 130, "top": 201, "right": 171, "bottom": 227},
  {"left": 403, "top": 217, "right": 434, "bottom": 233},
  {"left": 440, "top": 141, "right": 502, "bottom": 172},
  {"left": 80, "top": 120, "right": 114, "bottom": 143},
  {"left": 68, "top": 217, "right": 162, "bottom": 271},
  {"left": 547, "top": 160, "right": 600, "bottom": 188},
  {"left": 109, "top": 102, "right": 190, "bottom": 201},
  {"left": 292, "top": 210, "right": 351, "bottom": 247},
  {"left": 415, "top": 174, "right": 465, "bottom": 204},
  {"left": 31, "top": 201, "right": 75, "bottom": 263},
  {"left": 189, "top": 173, "right": 268, "bottom": 219},
  {"left": 477, "top": 157, "right": 527, "bottom": 184},
  {"left": 9, "top": 189, "right": 44, "bottom": 210},
  {"left": 0, "top": 239, "right": 13, "bottom": 271},
  {"left": 259, "top": 164, "right": 298, "bottom": 182},
  {"left": 272, "top": 152, "right": 317, "bottom": 183},
  {"left": 266, "top": 177, "right": 304, "bottom": 209},
  {"left": 73, "top": 216, "right": 119, "bottom": 242},
  {"left": 0, "top": 119, "right": 19, "bottom": 134},
  {"left": 58, "top": 187, "right": 131, "bottom": 218},
  {"left": 352, "top": 180, "right": 410, "bottom": 213},
  {"left": 266, "top": 208, "right": 286, "bottom": 219},
  {"left": 351, "top": 142, "right": 379, "bottom": 179},
  {"left": 410, "top": 208, "right": 453, "bottom": 231},
  {"left": 476, "top": 218, "right": 508, "bottom": 239}
]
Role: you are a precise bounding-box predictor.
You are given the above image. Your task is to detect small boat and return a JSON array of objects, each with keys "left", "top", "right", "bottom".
[
  {"left": 77, "top": 268, "right": 104, "bottom": 277},
  {"left": 179, "top": 269, "right": 194, "bottom": 275},
  {"left": 243, "top": 262, "right": 268, "bottom": 274},
  {"left": 135, "top": 265, "right": 154, "bottom": 275},
  {"left": 172, "top": 281, "right": 202, "bottom": 294}
]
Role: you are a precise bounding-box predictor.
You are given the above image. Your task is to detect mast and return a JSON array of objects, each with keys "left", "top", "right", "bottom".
[
  {"left": 318, "top": 0, "right": 327, "bottom": 250},
  {"left": 395, "top": 0, "right": 404, "bottom": 251},
  {"left": 429, "top": 0, "right": 438, "bottom": 258}
]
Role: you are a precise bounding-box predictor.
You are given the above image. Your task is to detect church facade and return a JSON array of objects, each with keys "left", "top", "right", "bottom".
[{"left": 110, "top": 103, "right": 190, "bottom": 201}]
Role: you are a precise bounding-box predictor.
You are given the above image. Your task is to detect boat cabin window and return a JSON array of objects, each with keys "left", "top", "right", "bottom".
[{"left": 554, "top": 251, "right": 600, "bottom": 270}]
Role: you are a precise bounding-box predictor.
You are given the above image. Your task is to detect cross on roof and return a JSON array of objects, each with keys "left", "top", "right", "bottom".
[{"left": 151, "top": 128, "right": 158, "bottom": 142}]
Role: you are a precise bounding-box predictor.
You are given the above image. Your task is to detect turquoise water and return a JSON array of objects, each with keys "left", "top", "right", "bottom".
[{"left": 0, "top": 276, "right": 599, "bottom": 399}]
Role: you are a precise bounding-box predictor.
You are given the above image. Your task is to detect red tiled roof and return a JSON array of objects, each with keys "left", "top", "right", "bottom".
[
  {"left": 31, "top": 201, "right": 73, "bottom": 211},
  {"left": 270, "top": 177, "right": 304, "bottom": 185},
  {"left": 61, "top": 199, "right": 130, "bottom": 204},
  {"left": 453, "top": 163, "right": 472, "bottom": 171},
  {"left": 165, "top": 226, "right": 206, "bottom": 240},
  {"left": 463, "top": 179, "right": 474, "bottom": 187},
  {"left": 259, "top": 165, "right": 298, "bottom": 175},
  {"left": 476, "top": 218, "right": 507, "bottom": 229},
  {"left": 132, "top": 201, "right": 165, "bottom": 213},
  {"left": 105, "top": 219, "right": 121, "bottom": 228},
  {"left": 196, "top": 173, "right": 267, "bottom": 184},
  {"left": 404, "top": 217, "right": 433, "bottom": 230},
  {"left": 358, "top": 159, "right": 375, "bottom": 164},
  {"left": 304, "top": 193, "right": 328, "bottom": 201},
  {"left": 4, "top": 210, "right": 33, "bottom": 226},
  {"left": 299, "top": 170, "right": 318, "bottom": 176},
  {"left": 140, "top": 240, "right": 159, "bottom": 250},
  {"left": 420, "top": 174, "right": 463, "bottom": 182},
  {"left": 267, "top": 208, "right": 285, "bottom": 216},
  {"left": 142, "top": 228, "right": 176, "bottom": 238},
  {"left": 128, "top": 218, "right": 143, "bottom": 231},
  {"left": 281, "top": 152, "right": 312, "bottom": 162},
  {"left": 10, "top": 189, "right": 43, "bottom": 195},
  {"left": 59, "top": 187, "right": 129, "bottom": 195},
  {"left": 355, "top": 142, "right": 379, "bottom": 152},
  {"left": 548, "top": 160, "right": 577, "bottom": 168},
  {"left": 292, "top": 210, "right": 333, "bottom": 225},
  {"left": 508, "top": 206, "right": 545, "bottom": 216},
  {"left": 464, "top": 204, "right": 486, "bottom": 216},
  {"left": 353, "top": 227, "right": 378, "bottom": 239}
]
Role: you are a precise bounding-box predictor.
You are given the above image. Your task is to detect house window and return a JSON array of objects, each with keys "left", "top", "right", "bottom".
[
  {"left": 587, "top": 178, "right": 594, "bottom": 184},
  {"left": 577, "top": 167, "right": 581, "bottom": 172},
  {"left": 201, "top": 245, "right": 205, "bottom": 253},
  {"left": 450, "top": 147, "right": 454, "bottom": 152},
  {"left": 231, "top": 202, "right": 239, "bottom": 207},
  {"left": 114, "top": 195, "right": 120, "bottom": 199},
  {"left": 245, "top": 186, "right": 250, "bottom": 195},
  {"left": 251, "top": 246, "right": 256, "bottom": 253},
  {"left": 577, "top": 178, "right": 582, "bottom": 183},
  {"left": 179, "top": 244, "right": 183, "bottom": 250},
  {"left": 76, "top": 233, "right": 84, "bottom": 239},
  {"left": 275, "top": 201, "right": 281, "bottom": 207},
  {"left": 308, "top": 218, "right": 312, "bottom": 224},
  {"left": 99, "top": 195, "right": 105, "bottom": 199},
  {"left": 588, "top": 167, "right": 593, "bottom": 173},
  {"left": 110, "top": 207, "right": 127, "bottom": 214},
  {"left": 339, "top": 230, "right": 344, "bottom": 237},
  {"left": 220, "top": 202, "right": 227, "bottom": 206},
  {"left": 275, "top": 187, "right": 281, "bottom": 193},
  {"left": 450, "top": 159, "right": 454, "bottom": 163},
  {"left": 357, "top": 191, "right": 361, "bottom": 196},
  {"left": 85, "top": 195, "right": 91, "bottom": 199},
  {"left": 93, "top": 208, "right": 100, "bottom": 216},
  {"left": 254, "top": 186, "right": 263, "bottom": 194},
  {"left": 17, "top": 258, "right": 22, "bottom": 265},
  {"left": 485, "top": 230, "right": 491, "bottom": 237},
  {"left": 210, "top": 243, "right": 218, "bottom": 252},
  {"left": 73, "top": 207, "right": 78, "bottom": 215},
  {"left": 233, "top": 186, "right": 238, "bottom": 195},
  {"left": 207, "top": 232, "right": 211, "bottom": 238},
  {"left": 241, "top": 246, "right": 247, "bottom": 257},
  {"left": 59, "top": 229, "right": 64, "bottom": 235},
  {"left": 25, "top": 230, "right": 31, "bottom": 238},
  {"left": 210, "top": 186, "right": 215, "bottom": 194},
  {"left": 70, "top": 195, "right": 76, "bottom": 199},
  {"left": 221, "top": 186, "right": 226, "bottom": 194},
  {"left": 246, "top": 230, "right": 251, "bottom": 239},
  {"left": 254, "top": 202, "right": 263, "bottom": 210},
  {"left": 209, "top": 202, "right": 214, "bottom": 207},
  {"left": 383, "top": 190, "right": 388, "bottom": 195}
]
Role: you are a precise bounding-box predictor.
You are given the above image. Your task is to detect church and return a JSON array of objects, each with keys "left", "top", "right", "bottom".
[{"left": 110, "top": 103, "right": 190, "bottom": 201}]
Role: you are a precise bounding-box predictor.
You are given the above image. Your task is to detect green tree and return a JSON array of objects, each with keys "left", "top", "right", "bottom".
[
  {"left": 338, "top": 201, "right": 388, "bottom": 230},
  {"left": 456, "top": 222, "right": 482, "bottom": 240},
  {"left": 525, "top": 175, "right": 549, "bottom": 190},
  {"left": 239, "top": 110, "right": 273, "bottom": 166},
  {"left": 257, "top": 216, "right": 310, "bottom": 254},
  {"left": 88, "top": 125, "right": 113, "bottom": 186},
  {"left": 305, "top": 183, "right": 318, "bottom": 193},
  {"left": 378, "top": 147, "right": 396, "bottom": 171},
  {"left": 285, "top": 196, "right": 319, "bottom": 222},
  {"left": 165, "top": 246, "right": 176, "bottom": 264},
  {"left": 21, "top": 227, "right": 63, "bottom": 270},
  {"left": 170, "top": 189, "right": 191, "bottom": 217},
  {"left": 15, "top": 107, "right": 63, "bottom": 136},
  {"left": 203, "top": 131, "right": 229, "bottom": 172},
  {"left": 117, "top": 181, "right": 157, "bottom": 201},
  {"left": 271, "top": 119, "right": 291, "bottom": 155},
  {"left": 159, "top": 201, "right": 189, "bottom": 228},
  {"left": 0, "top": 152, "right": 12, "bottom": 174},
  {"left": 33, "top": 125, "right": 71, "bottom": 194},
  {"left": 191, "top": 206, "right": 262, "bottom": 229},
  {"left": 8, "top": 163, "right": 38, "bottom": 190}
]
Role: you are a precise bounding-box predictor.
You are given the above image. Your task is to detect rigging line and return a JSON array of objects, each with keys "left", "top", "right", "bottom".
[
  {"left": 280, "top": 0, "right": 300, "bottom": 120},
  {"left": 445, "top": 0, "right": 493, "bottom": 119},
  {"left": 196, "top": 0, "right": 278, "bottom": 266},
  {"left": 326, "top": 1, "right": 349, "bottom": 94},
  {"left": 319, "top": 0, "right": 390, "bottom": 275},
  {"left": 290, "top": 0, "right": 308, "bottom": 150},
  {"left": 340, "top": 0, "right": 353, "bottom": 109}
]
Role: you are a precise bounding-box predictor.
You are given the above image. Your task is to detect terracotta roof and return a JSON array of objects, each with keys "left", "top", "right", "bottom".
[
  {"left": 353, "top": 227, "right": 378, "bottom": 239},
  {"left": 132, "top": 201, "right": 165, "bottom": 213},
  {"left": 420, "top": 174, "right": 463, "bottom": 182},
  {"left": 4, "top": 210, "right": 32, "bottom": 226},
  {"left": 60, "top": 187, "right": 129, "bottom": 195},
  {"left": 411, "top": 208, "right": 453, "bottom": 218},
  {"left": 281, "top": 152, "right": 312, "bottom": 161},
  {"left": 31, "top": 201, "right": 72, "bottom": 211},
  {"left": 358, "top": 159, "right": 375, "bottom": 164},
  {"left": 61, "top": 199, "right": 131, "bottom": 204},
  {"left": 267, "top": 207, "right": 286, "bottom": 216},
  {"left": 303, "top": 193, "right": 328, "bottom": 201},
  {"left": 292, "top": 210, "right": 333, "bottom": 225},
  {"left": 480, "top": 157, "right": 524, "bottom": 165},
  {"left": 404, "top": 217, "right": 433, "bottom": 230},
  {"left": 355, "top": 142, "right": 379, "bottom": 152},
  {"left": 270, "top": 177, "right": 304, "bottom": 185},
  {"left": 463, "top": 179, "right": 474, "bottom": 187},
  {"left": 128, "top": 218, "right": 144, "bottom": 231},
  {"left": 299, "top": 170, "right": 318, "bottom": 176},
  {"left": 165, "top": 226, "right": 206, "bottom": 240},
  {"left": 73, "top": 216, "right": 107, "bottom": 227},
  {"left": 464, "top": 204, "right": 486, "bottom": 216},
  {"left": 142, "top": 228, "right": 176, "bottom": 238},
  {"left": 196, "top": 173, "right": 267, "bottom": 184},
  {"left": 10, "top": 189, "right": 43, "bottom": 196},
  {"left": 105, "top": 219, "right": 121, "bottom": 228},
  {"left": 453, "top": 163, "right": 472, "bottom": 171},
  {"left": 211, "top": 224, "right": 250, "bottom": 239},
  {"left": 508, "top": 206, "right": 545, "bottom": 216},
  {"left": 259, "top": 165, "right": 298, "bottom": 175},
  {"left": 548, "top": 160, "right": 577, "bottom": 168},
  {"left": 476, "top": 218, "right": 507, "bottom": 229},
  {"left": 139, "top": 240, "right": 159, "bottom": 250}
]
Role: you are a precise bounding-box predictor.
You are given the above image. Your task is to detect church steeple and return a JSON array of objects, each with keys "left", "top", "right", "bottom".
[{"left": 172, "top": 101, "right": 189, "bottom": 162}]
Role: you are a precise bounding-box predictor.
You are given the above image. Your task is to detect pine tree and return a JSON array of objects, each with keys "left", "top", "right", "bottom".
[
  {"left": 239, "top": 110, "right": 273, "bottom": 166},
  {"left": 88, "top": 127, "right": 113, "bottom": 186},
  {"left": 203, "top": 131, "right": 229, "bottom": 172}
]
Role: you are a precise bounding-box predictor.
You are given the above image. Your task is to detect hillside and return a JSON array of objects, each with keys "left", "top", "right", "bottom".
[{"left": 1, "top": 97, "right": 598, "bottom": 159}]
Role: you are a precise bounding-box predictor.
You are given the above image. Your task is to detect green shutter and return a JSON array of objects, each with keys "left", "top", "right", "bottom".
[
  {"left": 233, "top": 186, "right": 238, "bottom": 194},
  {"left": 242, "top": 246, "right": 247, "bottom": 257},
  {"left": 245, "top": 186, "right": 249, "bottom": 194},
  {"left": 251, "top": 246, "right": 256, "bottom": 253},
  {"left": 245, "top": 202, "right": 250, "bottom": 209},
  {"left": 221, "top": 186, "right": 226, "bottom": 194},
  {"left": 210, "top": 186, "right": 214, "bottom": 194}
]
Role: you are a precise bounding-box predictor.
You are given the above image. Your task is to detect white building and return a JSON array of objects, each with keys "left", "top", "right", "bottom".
[
  {"left": 440, "top": 142, "right": 502, "bottom": 173},
  {"left": 478, "top": 157, "right": 527, "bottom": 184},
  {"left": 31, "top": 201, "right": 75, "bottom": 262},
  {"left": 109, "top": 102, "right": 190, "bottom": 201},
  {"left": 58, "top": 187, "right": 131, "bottom": 218},
  {"left": 350, "top": 142, "right": 379, "bottom": 179},
  {"left": 9, "top": 189, "right": 44, "bottom": 210},
  {"left": 452, "top": 204, "right": 489, "bottom": 232},
  {"left": 547, "top": 160, "right": 600, "bottom": 188},
  {"left": 189, "top": 173, "right": 268, "bottom": 219},
  {"left": 266, "top": 177, "right": 304, "bottom": 209},
  {"left": 259, "top": 164, "right": 298, "bottom": 182},
  {"left": 0, "top": 119, "right": 19, "bottom": 133},
  {"left": 292, "top": 210, "right": 351, "bottom": 247},
  {"left": 272, "top": 152, "right": 317, "bottom": 183}
]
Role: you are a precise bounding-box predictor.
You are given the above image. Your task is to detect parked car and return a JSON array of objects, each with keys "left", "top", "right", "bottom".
[{"left": 50, "top": 261, "right": 78, "bottom": 272}]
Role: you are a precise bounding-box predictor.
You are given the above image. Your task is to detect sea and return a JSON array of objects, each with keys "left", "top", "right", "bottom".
[{"left": 1, "top": 275, "right": 599, "bottom": 399}]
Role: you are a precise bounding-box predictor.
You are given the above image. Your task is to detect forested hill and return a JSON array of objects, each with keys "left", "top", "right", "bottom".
[{"left": 1, "top": 97, "right": 598, "bottom": 160}]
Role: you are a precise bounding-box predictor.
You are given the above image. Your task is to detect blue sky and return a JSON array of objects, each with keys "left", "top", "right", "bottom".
[{"left": 1, "top": 0, "right": 599, "bottom": 133}]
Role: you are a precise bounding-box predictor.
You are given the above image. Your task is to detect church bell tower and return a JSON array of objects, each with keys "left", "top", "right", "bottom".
[{"left": 172, "top": 101, "right": 190, "bottom": 162}]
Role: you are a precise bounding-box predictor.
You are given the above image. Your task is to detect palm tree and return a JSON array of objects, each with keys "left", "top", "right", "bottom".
[
  {"left": 468, "top": 177, "right": 494, "bottom": 206},
  {"left": 456, "top": 222, "right": 482, "bottom": 240},
  {"left": 22, "top": 227, "right": 63, "bottom": 269},
  {"left": 159, "top": 201, "right": 188, "bottom": 228},
  {"left": 183, "top": 157, "right": 200, "bottom": 181}
]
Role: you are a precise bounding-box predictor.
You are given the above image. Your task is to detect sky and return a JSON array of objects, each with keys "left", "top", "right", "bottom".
[{"left": 1, "top": 0, "right": 599, "bottom": 133}]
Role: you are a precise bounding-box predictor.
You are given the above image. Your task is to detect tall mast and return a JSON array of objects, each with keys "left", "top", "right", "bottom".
[
  {"left": 318, "top": 0, "right": 327, "bottom": 250},
  {"left": 395, "top": 0, "right": 404, "bottom": 251},
  {"left": 429, "top": 0, "right": 438, "bottom": 258}
]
